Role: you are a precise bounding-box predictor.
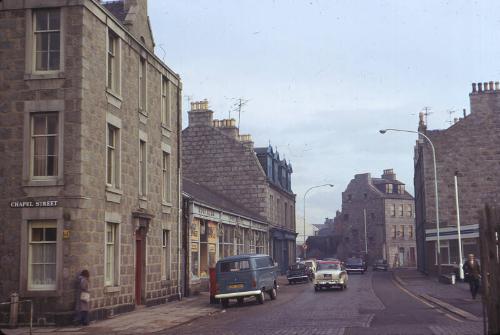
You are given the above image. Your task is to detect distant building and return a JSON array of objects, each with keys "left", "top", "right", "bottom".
[
  {"left": 0, "top": 0, "right": 182, "bottom": 324},
  {"left": 336, "top": 170, "right": 417, "bottom": 267},
  {"left": 182, "top": 101, "right": 296, "bottom": 274},
  {"left": 413, "top": 82, "right": 500, "bottom": 274}
]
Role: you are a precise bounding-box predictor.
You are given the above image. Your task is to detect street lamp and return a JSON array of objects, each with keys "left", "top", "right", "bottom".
[
  {"left": 303, "top": 184, "right": 334, "bottom": 259},
  {"left": 379, "top": 128, "right": 442, "bottom": 276}
]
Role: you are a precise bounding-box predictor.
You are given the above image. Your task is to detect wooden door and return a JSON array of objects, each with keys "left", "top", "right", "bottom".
[{"left": 135, "top": 231, "right": 143, "bottom": 305}]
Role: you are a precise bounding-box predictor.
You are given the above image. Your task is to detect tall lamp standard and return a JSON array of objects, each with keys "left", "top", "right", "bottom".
[
  {"left": 303, "top": 184, "right": 334, "bottom": 259},
  {"left": 379, "top": 128, "right": 442, "bottom": 276}
]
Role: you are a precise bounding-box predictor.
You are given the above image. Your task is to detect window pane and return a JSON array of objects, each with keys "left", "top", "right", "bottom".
[
  {"left": 36, "top": 51, "right": 48, "bottom": 71},
  {"left": 44, "top": 263, "right": 56, "bottom": 285},
  {"left": 44, "top": 244, "right": 56, "bottom": 262},
  {"left": 33, "top": 115, "right": 46, "bottom": 135},
  {"left": 45, "top": 228, "right": 57, "bottom": 241},
  {"left": 47, "top": 155, "right": 57, "bottom": 176},
  {"left": 48, "top": 10, "right": 60, "bottom": 30},
  {"left": 35, "top": 11, "right": 48, "bottom": 31},
  {"left": 33, "top": 156, "right": 47, "bottom": 176},
  {"left": 49, "top": 32, "right": 60, "bottom": 51},
  {"left": 35, "top": 33, "right": 49, "bottom": 53},
  {"left": 31, "top": 264, "right": 44, "bottom": 285},
  {"left": 46, "top": 136, "right": 57, "bottom": 155},
  {"left": 49, "top": 52, "right": 60, "bottom": 71},
  {"left": 31, "top": 244, "right": 44, "bottom": 263},
  {"left": 31, "top": 228, "right": 44, "bottom": 242},
  {"left": 46, "top": 114, "right": 58, "bottom": 134}
]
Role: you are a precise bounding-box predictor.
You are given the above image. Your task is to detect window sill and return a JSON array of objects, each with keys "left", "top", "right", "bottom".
[
  {"left": 23, "top": 179, "right": 64, "bottom": 187},
  {"left": 139, "top": 196, "right": 148, "bottom": 209},
  {"left": 106, "top": 89, "right": 123, "bottom": 109},
  {"left": 162, "top": 202, "right": 172, "bottom": 214},
  {"left": 24, "top": 72, "right": 65, "bottom": 80},
  {"left": 22, "top": 289, "right": 60, "bottom": 298},
  {"left": 104, "top": 286, "right": 121, "bottom": 293},
  {"left": 106, "top": 186, "right": 123, "bottom": 203},
  {"left": 139, "top": 110, "right": 148, "bottom": 124},
  {"left": 161, "top": 124, "right": 172, "bottom": 138}
]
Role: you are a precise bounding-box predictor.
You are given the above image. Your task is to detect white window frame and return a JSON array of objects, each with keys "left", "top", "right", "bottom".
[
  {"left": 30, "top": 112, "right": 59, "bottom": 181},
  {"left": 161, "top": 230, "right": 171, "bottom": 281},
  {"left": 28, "top": 221, "right": 57, "bottom": 291},
  {"left": 106, "top": 29, "right": 121, "bottom": 95},
  {"left": 139, "top": 57, "right": 147, "bottom": 113},
  {"left": 32, "top": 8, "right": 61, "bottom": 73},
  {"left": 139, "top": 139, "right": 147, "bottom": 197},
  {"left": 390, "top": 204, "right": 396, "bottom": 217},
  {"left": 399, "top": 204, "right": 404, "bottom": 217},
  {"left": 104, "top": 222, "right": 119, "bottom": 286},
  {"left": 162, "top": 151, "right": 171, "bottom": 204},
  {"left": 161, "top": 75, "right": 170, "bottom": 127},
  {"left": 106, "top": 123, "right": 121, "bottom": 189}
]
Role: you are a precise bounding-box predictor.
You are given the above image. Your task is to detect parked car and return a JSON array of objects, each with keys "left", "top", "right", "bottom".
[
  {"left": 345, "top": 257, "right": 365, "bottom": 274},
  {"left": 372, "top": 259, "right": 388, "bottom": 271},
  {"left": 286, "top": 263, "right": 309, "bottom": 284},
  {"left": 214, "top": 254, "right": 278, "bottom": 308},
  {"left": 313, "top": 260, "right": 348, "bottom": 291}
]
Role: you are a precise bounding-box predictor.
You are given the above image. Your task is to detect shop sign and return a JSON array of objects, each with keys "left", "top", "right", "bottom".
[
  {"left": 191, "top": 243, "right": 199, "bottom": 252},
  {"left": 199, "top": 207, "right": 216, "bottom": 218},
  {"left": 10, "top": 200, "right": 59, "bottom": 208},
  {"left": 208, "top": 244, "right": 216, "bottom": 253}
]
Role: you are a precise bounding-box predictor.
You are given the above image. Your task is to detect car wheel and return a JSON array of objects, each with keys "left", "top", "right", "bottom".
[
  {"left": 269, "top": 287, "right": 277, "bottom": 300},
  {"left": 237, "top": 297, "right": 244, "bottom": 305},
  {"left": 256, "top": 290, "right": 265, "bottom": 304},
  {"left": 221, "top": 298, "right": 229, "bottom": 308}
]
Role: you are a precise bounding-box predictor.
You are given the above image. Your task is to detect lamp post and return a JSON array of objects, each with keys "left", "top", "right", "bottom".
[
  {"left": 303, "top": 184, "right": 334, "bottom": 259},
  {"left": 379, "top": 128, "right": 441, "bottom": 276}
]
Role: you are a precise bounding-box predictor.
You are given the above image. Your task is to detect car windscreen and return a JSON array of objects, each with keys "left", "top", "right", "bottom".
[
  {"left": 305, "top": 261, "right": 313, "bottom": 267},
  {"left": 220, "top": 260, "right": 251, "bottom": 272},
  {"left": 317, "top": 263, "right": 339, "bottom": 271},
  {"left": 346, "top": 258, "right": 363, "bottom": 265},
  {"left": 289, "top": 263, "right": 305, "bottom": 270}
]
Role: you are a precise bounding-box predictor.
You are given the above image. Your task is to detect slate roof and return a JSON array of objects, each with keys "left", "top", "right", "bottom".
[
  {"left": 371, "top": 178, "right": 414, "bottom": 200},
  {"left": 183, "top": 178, "right": 267, "bottom": 223},
  {"left": 101, "top": 1, "right": 128, "bottom": 23}
]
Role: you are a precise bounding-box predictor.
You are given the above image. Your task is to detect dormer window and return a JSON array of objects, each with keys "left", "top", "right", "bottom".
[
  {"left": 398, "top": 185, "right": 405, "bottom": 194},
  {"left": 385, "top": 184, "right": 393, "bottom": 193}
]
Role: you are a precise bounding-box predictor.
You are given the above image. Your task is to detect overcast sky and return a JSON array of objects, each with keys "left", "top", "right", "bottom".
[{"left": 149, "top": 0, "right": 500, "bottom": 229}]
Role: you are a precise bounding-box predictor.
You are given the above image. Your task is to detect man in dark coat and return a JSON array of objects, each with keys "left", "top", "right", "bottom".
[
  {"left": 74, "top": 269, "right": 90, "bottom": 325},
  {"left": 462, "top": 253, "right": 481, "bottom": 299}
]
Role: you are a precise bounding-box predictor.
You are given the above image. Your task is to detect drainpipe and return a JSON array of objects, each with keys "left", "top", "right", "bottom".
[{"left": 177, "top": 83, "right": 183, "bottom": 300}]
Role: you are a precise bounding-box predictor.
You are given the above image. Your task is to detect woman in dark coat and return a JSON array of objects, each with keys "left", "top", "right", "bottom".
[{"left": 75, "top": 269, "right": 90, "bottom": 326}]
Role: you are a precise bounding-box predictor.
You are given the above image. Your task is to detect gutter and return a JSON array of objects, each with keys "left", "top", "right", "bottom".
[{"left": 177, "top": 83, "right": 183, "bottom": 300}]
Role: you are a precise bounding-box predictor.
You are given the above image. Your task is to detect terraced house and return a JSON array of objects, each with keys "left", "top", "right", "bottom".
[{"left": 0, "top": 0, "right": 182, "bottom": 325}]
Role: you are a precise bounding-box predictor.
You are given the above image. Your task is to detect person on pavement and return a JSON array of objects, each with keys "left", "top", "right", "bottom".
[
  {"left": 75, "top": 269, "right": 90, "bottom": 326},
  {"left": 462, "top": 254, "right": 481, "bottom": 299}
]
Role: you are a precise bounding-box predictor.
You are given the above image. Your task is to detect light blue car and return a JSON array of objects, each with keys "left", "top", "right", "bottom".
[{"left": 214, "top": 254, "right": 278, "bottom": 308}]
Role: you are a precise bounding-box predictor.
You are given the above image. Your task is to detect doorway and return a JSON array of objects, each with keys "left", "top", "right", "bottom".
[{"left": 135, "top": 228, "right": 145, "bottom": 305}]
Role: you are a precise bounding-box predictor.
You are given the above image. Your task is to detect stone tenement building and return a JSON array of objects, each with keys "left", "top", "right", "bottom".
[
  {"left": 0, "top": 0, "right": 181, "bottom": 324},
  {"left": 182, "top": 101, "right": 297, "bottom": 274},
  {"left": 336, "top": 170, "right": 417, "bottom": 267},
  {"left": 414, "top": 81, "right": 500, "bottom": 274}
]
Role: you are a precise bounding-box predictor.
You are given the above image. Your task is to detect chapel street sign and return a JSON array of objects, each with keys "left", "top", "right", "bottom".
[{"left": 10, "top": 200, "right": 59, "bottom": 208}]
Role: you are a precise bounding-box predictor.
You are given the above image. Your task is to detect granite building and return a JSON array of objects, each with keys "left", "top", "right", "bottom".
[
  {"left": 0, "top": 0, "right": 181, "bottom": 324},
  {"left": 413, "top": 82, "right": 500, "bottom": 274},
  {"left": 182, "top": 101, "right": 297, "bottom": 274},
  {"left": 336, "top": 170, "right": 417, "bottom": 267}
]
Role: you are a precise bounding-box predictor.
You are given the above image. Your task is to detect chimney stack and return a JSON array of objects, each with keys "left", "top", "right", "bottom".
[
  {"left": 382, "top": 168, "right": 396, "bottom": 180},
  {"left": 213, "top": 118, "right": 239, "bottom": 139},
  {"left": 188, "top": 99, "right": 213, "bottom": 127}
]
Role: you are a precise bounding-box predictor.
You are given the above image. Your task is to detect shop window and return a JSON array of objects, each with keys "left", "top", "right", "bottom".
[
  {"left": 28, "top": 221, "right": 57, "bottom": 290},
  {"left": 190, "top": 219, "right": 200, "bottom": 280},
  {"left": 199, "top": 220, "right": 218, "bottom": 278}
]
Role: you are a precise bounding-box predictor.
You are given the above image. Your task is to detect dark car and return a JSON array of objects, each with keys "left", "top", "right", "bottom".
[
  {"left": 287, "top": 263, "right": 309, "bottom": 284},
  {"left": 372, "top": 259, "right": 388, "bottom": 271},
  {"left": 345, "top": 257, "right": 365, "bottom": 274}
]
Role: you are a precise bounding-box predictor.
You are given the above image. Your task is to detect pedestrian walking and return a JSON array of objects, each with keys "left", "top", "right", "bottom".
[
  {"left": 462, "top": 254, "right": 481, "bottom": 299},
  {"left": 75, "top": 269, "right": 90, "bottom": 326}
]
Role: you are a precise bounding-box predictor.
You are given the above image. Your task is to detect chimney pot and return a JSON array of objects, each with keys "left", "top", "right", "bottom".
[
  {"left": 490, "top": 81, "right": 494, "bottom": 91},
  {"left": 463, "top": 108, "right": 466, "bottom": 118},
  {"left": 472, "top": 83, "right": 477, "bottom": 92},
  {"left": 478, "top": 82, "right": 483, "bottom": 92},
  {"left": 484, "top": 82, "right": 489, "bottom": 91},
  {"left": 496, "top": 82, "right": 500, "bottom": 91}
]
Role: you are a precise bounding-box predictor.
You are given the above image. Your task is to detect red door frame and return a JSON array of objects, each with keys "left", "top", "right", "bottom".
[{"left": 135, "top": 229, "right": 143, "bottom": 305}]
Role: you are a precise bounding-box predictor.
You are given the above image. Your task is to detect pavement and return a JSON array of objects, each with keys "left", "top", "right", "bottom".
[
  {"left": 0, "top": 291, "right": 220, "bottom": 335},
  {"left": 392, "top": 268, "right": 485, "bottom": 320}
]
